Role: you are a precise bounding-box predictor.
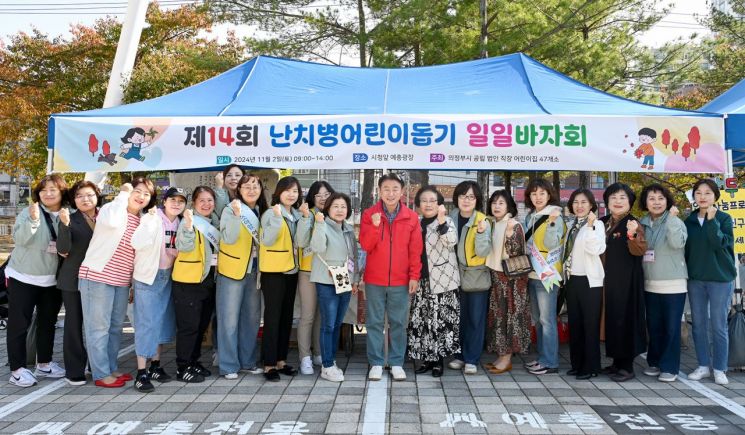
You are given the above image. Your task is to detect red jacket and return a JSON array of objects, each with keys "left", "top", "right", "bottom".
[{"left": 360, "top": 201, "right": 423, "bottom": 287}]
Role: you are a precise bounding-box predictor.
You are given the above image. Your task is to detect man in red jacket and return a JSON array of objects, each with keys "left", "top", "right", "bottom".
[{"left": 360, "top": 173, "right": 423, "bottom": 381}]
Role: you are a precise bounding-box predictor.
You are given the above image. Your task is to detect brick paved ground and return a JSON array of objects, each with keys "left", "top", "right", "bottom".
[{"left": 0, "top": 321, "right": 744, "bottom": 434}]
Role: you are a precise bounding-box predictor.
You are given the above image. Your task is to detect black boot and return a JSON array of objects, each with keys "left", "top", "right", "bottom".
[
  {"left": 415, "top": 361, "right": 433, "bottom": 374},
  {"left": 432, "top": 359, "right": 444, "bottom": 378}
]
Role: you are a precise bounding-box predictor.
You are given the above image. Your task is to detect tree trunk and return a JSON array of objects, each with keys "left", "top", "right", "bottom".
[
  {"left": 552, "top": 171, "right": 561, "bottom": 196},
  {"left": 360, "top": 169, "right": 377, "bottom": 211},
  {"left": 504, "top": 171, "right": 512, "bottom": 192},
  {"left": 528, "top": 171, "right": 537, "bottom": 184},
  {"left": 419, "top": 170, "right": 429, "bottom": 187},
  {"left": 477, "top": 171, "right": 489, "bottom": 209},
  {"left": 479, "top": 0, "right": 488, "bottom": 58},
  {"left": 579, "top": 171, "right": 590, "bottom": 189}
]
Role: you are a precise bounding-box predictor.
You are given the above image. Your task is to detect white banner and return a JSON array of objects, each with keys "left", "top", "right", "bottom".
[{"left": 51, "top": 114, "right": 725, "bottom": 173}]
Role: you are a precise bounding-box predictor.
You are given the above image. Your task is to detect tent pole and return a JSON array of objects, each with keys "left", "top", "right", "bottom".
[{"left": 46, "top": 148, "right": 53, "bottom": 175}]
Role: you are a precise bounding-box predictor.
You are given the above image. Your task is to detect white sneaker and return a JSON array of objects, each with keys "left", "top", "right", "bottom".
[
  {"left": 368, "top": 365, "right": 383, "bottom": 381},
  {"left": 312, "top": 355, "right": 323, "bottom": 366},
  {"left": 391, "top": 366, "right": 406, "bottom": 381},
  {"left": 332, "top": 364, "right": 344, "bottom": 378},
  {"left": 9, "top": 368, "right": 37, "bottom": 387},
  {"left": 658, "top": 372, "right": 677, "bottom": 382},
  {"left": 321, "top": 366, "right": 344, "bottom": 382},
  {"left": 34, "top": 361, "right": 65, "bottom": 379},
  {"left": 240, "top": 366, "right": 264, "bottom": 375},
  {"left": 643, "top": 366, "right": 661, "bottom": 377},
  {"left": 448, "top": 359, "right": 464, "bottom": 370},
  {"left": 688, "top": 366, "right": 711, "bottom": 381},
  {"left": 300, "top": 356, "right": 314, "bottom": 375},
  {"left": 224, "top": 373, "right": 238, "bottom": 380},
  {"left": 464, "top": 364, "right": 478, "bottom": 375},
  {"left": 714, "top": 370, "right": 729, "bottom": 385}
]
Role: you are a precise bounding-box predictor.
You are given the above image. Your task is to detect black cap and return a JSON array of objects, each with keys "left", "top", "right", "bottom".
[{"left": 163, "top": 187, "right": 187, "bottom": 201}]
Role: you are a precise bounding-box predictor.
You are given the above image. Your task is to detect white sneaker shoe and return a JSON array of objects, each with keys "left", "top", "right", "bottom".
[
  {"left": 688, "top": 366, "right": 711, "bottom": 381},
  {"left": 34, "top": 361, "right": 65, "bottom": 379},
  {"left": 312, "top": 355, "right": 323, "bottom": 366},
  {"left": 643, "top": 366, "right": 661, "bottom": 377},
  {"left": 332, "top": 364, "right": 344, "bottom": 378},
  {"left": 9, "top": 368, "right": 37, "bottom": 387},
  {"left": 321, "top": 366, "right": 344, "bottom": 382},
  {"left": 448, "top": 359, "right": 464, "bottom": 370},
  {"left": 391, "top": 366, "right": 406, "bottom": 381},
  {"left": 368, "top": 365, "right": 383, "bottom": 381},
  {"left": 300, "top": 356, "right": 314, "bottom": 375},
  {"left": 464, "top": 364, "right": 478, "bottom": 375},
  {"left": 714, "top": 370, "right": 729, "bottom": 385},
  {"left": 658, "top": 372, "right": 677, "bottom": 382},
  {"left": 224, "top": 373, "right": 238, "bottom": 380}
]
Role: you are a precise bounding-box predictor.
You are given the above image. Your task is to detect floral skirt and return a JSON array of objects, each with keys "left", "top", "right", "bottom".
[
  {"left": 486, "top": 270, "right": 531, "bottom": 355},
  {"left": 407, "top": 277, "right": 460, "bottom": 362}
]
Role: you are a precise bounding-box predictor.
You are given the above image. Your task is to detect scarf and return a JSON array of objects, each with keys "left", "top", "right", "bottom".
[
  {"left": 486, "top": 213, "right": 512, "bottom": 272},
  {"left": 562, "top": 216, "right": 588, "bottom": 281}
]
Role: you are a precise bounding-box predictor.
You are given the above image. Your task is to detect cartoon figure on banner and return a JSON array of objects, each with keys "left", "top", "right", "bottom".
[
  {"left": 87, "top": 134, "right": 118, "bottom": 166},
  {"left": 119, "top": 127, "right": 157, "bottom": 161},
  {"left": 633, "top": 127, "right": 657, "bottom": 170}
]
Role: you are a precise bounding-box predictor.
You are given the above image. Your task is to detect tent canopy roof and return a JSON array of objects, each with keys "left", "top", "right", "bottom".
[
  {"left": 700, "top": 77, "right": 745, "bottom": 154},
  {"left": 56, "top": 53, "right": 709, "bottom": 118}
]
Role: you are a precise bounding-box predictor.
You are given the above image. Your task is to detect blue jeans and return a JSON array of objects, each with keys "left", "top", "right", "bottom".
[
  {"left": 528, "top": 279, "right": 559, "bottom": 368},
  {"left": 79, "top": 278, "right": 129, "bottom": 381},
  {"left": 316, "top": 283, "right": 352, "bottom": 368},
  {"left": 645, "top": 291, "right": 686, "bottom": 374},
  {"left": 455, "top": 290, "right": 489, "bottom": 365},
  {"left": 216, "top": 272, "right": 261, "bottom": 375},
  {"left": 365, "top": 284, "right": 409, "bottom": 366},
  {"left": 688, "top": 280, "right": 734, "bottom": 371},
  {"left": 134, "top": 269, "right": 176, "bottom": 359},
  {"left": 643, "top": 155, "right": 654, "bottom": 166}
]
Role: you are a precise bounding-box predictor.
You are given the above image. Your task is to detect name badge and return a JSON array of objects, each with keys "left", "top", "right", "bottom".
[
  {"left": 347, "top": 258, "right": 355, "bottom": 274},
  {"left": 643, "top": 250, "right": 655, "bottom": 263},
  {"left": 210, "top": 254, "right": 218, "bottom": 266},
  {"left": 46, "top": 241, "right": 57, "bottom": 255}
]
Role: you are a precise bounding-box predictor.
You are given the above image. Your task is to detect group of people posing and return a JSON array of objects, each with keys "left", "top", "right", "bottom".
[{"left": 4, "top": 167, "right": 737, "bottom": 394}]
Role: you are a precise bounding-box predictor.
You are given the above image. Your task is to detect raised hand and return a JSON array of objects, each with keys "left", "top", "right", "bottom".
[
  {"left": 706, "top": 206, "right": 717, "bottom": 220},
  {"left": 148, "top": 206, "right": 157, "bottom": 216},
  {"left": 477, "top": 219, "right": 488, "bottom": 233},
  {"left": 299, "top": 202, "right": 310, "bottom": 218},
  {"left": 626, "top": 219, "right": 639, "bottom": 235},
  {"left": 272, "top": 204, "right": 282, "bottom": 217},
  {"left": 507, "top": 218, "right": 518, "bottom": 231},
  {"left": 371, "top": 212, "right": 382, "bottom": 227},
  {"left": 437, "top": 204, "right": 447, "bottom": 224},
  {"left": 29, "top": 201, "right": 40, "bottom": 221},
  {"left": 214, "top": 172, "right": 224, "bottom": 189},
  {"left": 315, "top": 211, "right": 325, "bottom": 223},
  {"left": 548, "top": 208, "right": 561, "bottom": 223},
  {"left": 120, "top": 183, "right": 133, "bottom": 193},
  {"left": 230, "top": 199, "right": 241, "bottom": 217},
  {"left": 587, "top": 211, "right": 596, "bottom": 227},
  {"left": 59, "top": 207, "right": 70, "bottom": 226},
  {"left": 183, "top": 209, "right": 193, "bottom": 230},
  {"left": 669, "top": 206, "right": 680, "bottom": 217}
]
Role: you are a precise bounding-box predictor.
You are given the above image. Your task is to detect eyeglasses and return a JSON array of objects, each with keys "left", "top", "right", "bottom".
[
  {"left": 315, "top": 192, "right": 330, "bottom": 199},
  {"left": 75, "top": 194, "right": 97, "bottom": 200},
  {"left": 420, "top": 199, "right": 438, "bottom": 204},
  {"left": 459, "top": 195, "right": 477, "bottom": 201}
]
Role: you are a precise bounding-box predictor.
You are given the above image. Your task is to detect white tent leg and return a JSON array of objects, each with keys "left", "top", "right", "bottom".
[{"left": 46, "top": 148, "right": 53, "bottom": 174}]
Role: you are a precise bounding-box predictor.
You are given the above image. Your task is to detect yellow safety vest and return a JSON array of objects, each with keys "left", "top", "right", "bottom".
[
  {"left": 298, "top": 209, "right": 317, "bottom": 272},
  {"left": 465, "top": 211, "right": 487, "bottom": 267},
  {"left": 259, "top": 218, "right": 296, "bottom": 273},
  {"left": 172, "top": 231, "right": 206, "bottom": 284},
  {"left": 218, "top": 223, "right": 254, "bottom": 280},
  {"left": 531, "top": 217, "right": 563, "bottom": 275}
]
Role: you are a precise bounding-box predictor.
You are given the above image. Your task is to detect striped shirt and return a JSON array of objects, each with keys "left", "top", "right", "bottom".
[{"left": 79, "top": 213, "right": 140, "bottom": 287}]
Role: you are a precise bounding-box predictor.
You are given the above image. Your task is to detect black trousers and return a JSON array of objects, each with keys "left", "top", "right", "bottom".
[
  {"left": 6, "top": 278, "right": 62, "bottom": 371},
  {"left": 261, "top": 272, "right": 298, "bottom": 366},
  {"left": 172, "top": 273, "right": 215, "bottom": 366},
  {"left": 61, "top": 290, "right": 87, "bottom": 378},
  {"left": 566, "top": 275, "right": 602, "bottom": 376}
]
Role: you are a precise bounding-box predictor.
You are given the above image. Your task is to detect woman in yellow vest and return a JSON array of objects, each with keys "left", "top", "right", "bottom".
[
  {"left": 259, "top": 176, "right": 312, "bottom": 382},
  {"left": 172, "top": 186, "right": 220, "bottom": 383},
  {"left": 216, "top": 175, "right": 269, "bottom": 379},
  {"left": 523, "top": 178, "right": 565, "bottom": 376},
  {"left": 446, "top": 181, "right": 492, "bottom": 375},
  {"left": 296, "top": 180, "right": 334, "bottom": 375}
]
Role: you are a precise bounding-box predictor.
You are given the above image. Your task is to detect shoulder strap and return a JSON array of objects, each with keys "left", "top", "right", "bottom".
[
  {"left": 41, "top": 208, "right": 57, "bottom": 241},
  {"left": 524, "top": 214, "right": 549, "bottom": 242}
]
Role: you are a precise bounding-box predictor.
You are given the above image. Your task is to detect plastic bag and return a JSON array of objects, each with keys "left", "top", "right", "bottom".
[{"left": 728, "top": 290, "right": 745, "bottom": 367}]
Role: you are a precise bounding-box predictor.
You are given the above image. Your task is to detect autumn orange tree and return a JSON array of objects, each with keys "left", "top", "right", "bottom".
[{"left": 0, "top": 2, "right": 245, "bottom": 180}]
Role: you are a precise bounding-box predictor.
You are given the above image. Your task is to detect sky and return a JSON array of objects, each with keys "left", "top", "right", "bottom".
[{"left": 0, "top": 0, "right": 714, "bottom": 55}]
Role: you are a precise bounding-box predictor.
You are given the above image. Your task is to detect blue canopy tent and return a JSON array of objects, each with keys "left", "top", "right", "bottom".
[
  {"left": 700, "top": 79, "right": 745, "bottom": 169},
  {"left": 49, "top": 53, "right": 725, "bottom": 173}
]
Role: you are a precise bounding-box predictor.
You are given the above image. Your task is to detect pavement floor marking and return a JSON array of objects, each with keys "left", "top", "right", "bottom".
[
  {"left": 361, "top": 372, "right": 388, "bottom": 435},
  {"left": 678, "top": 371, "right": 745, "bottom": 421},
  {"left": 0, "top": 343, "right": 136, "bottom": 420}
]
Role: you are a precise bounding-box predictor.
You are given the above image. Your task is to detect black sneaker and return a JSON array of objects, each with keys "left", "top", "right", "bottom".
[
  {"left": 148, "top": 365, "right": 172, "bottom": 383},
  {"left": 192, "top": 362, "right": 211, "bottom": 377},
  {"left": 177, "top": 366, "right": 205, "bottom": 383},
  {"left": 134, "top": 373, "right": 154, "bottom": 393}
]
